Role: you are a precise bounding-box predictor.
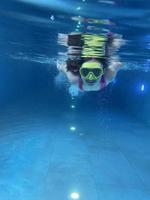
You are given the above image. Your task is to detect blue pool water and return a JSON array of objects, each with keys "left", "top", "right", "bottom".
[{"left": 0, "top": 0, "right": 150, "bottom": 199}]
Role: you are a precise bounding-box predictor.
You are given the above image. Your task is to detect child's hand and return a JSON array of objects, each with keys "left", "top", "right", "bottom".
[
  {"left": 111, "top": 61, "right": 123, "bottom": 72},
  {"left": 57, "top": 61, "right": 66, "bottom": 72},
  {"left": 109, "top": 56, "right": 123, "bottom": 70},
  {"left": 112, "top": 38, "right": 125, "bottom": 49},
  {"left": 58, "top": 33, "right": 68, "bottom": 47}
]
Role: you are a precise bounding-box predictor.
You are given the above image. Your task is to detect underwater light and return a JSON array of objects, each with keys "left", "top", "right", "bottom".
[
  {"left": 70, "top": 192, "right": 80, "bottom": 199},
  {"left": 70, "top": 126, "right": 76, "bottom": 131},
  {"left": 136, "top": 82, "right": 148, "bottom": 95},
  {"left": 76, "top": 6, "right": 81, "bottom": 10},
  {"left": 71, "top": 105, "right": 75, "bottom": 109},
  {"left": 140, "top": 84, "right": 145, "bottom": 91},
  {"left": 137, "top": 83, "right": 148, "bottom": 94},
  {"left": 50, "top": 15, "right": 54, "bottom": 21}
]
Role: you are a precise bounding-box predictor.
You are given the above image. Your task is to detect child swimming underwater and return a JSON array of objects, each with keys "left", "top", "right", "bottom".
[{"left": 57, "top": 31, "right": 124, "bottom": 95}]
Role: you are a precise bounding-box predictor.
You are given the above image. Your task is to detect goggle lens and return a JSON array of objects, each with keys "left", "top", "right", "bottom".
[
  {"left": 93, "top": 68, "right": 102, "bottom": 77},
  {"left": 80, "top": 68, "right": 89, "bottom": 77}
]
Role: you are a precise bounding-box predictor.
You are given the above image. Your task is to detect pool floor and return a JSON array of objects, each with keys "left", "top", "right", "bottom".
[{"left": 0, "top": 100, "right": 150, "bottom": 200}]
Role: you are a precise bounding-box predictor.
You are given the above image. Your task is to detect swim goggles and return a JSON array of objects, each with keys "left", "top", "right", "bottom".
[{"left": 79, "top": 61, "right": 104, "bottom": 79}]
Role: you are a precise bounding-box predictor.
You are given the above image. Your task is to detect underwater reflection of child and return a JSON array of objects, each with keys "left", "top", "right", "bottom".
[{"left": 57, "top": 32, "right": 125, "bottom": 96}]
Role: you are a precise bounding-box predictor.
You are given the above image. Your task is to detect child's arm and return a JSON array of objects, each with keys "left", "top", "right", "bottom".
[
  {"left": 104, "top": 58, "right": 122, "bottom": 83},
  {"left": 107, "top": 33, "right": 125, "bottom": 56},
  {"left": 57, "top": 33, "right": 68, "bottom": 47},
  {"left": 66, "top": 71, "right": 79, "bottom": 84},
  {"left": 57, "top": 61, "right": 79, "bottom": 84},
  {"left": 104, "top": 33, "right": 125, "bottom": 83}
]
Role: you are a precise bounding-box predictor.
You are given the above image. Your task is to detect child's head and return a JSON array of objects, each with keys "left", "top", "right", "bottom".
[{"left": 79, "top": 59, "right": 104, "bottom": 84}]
